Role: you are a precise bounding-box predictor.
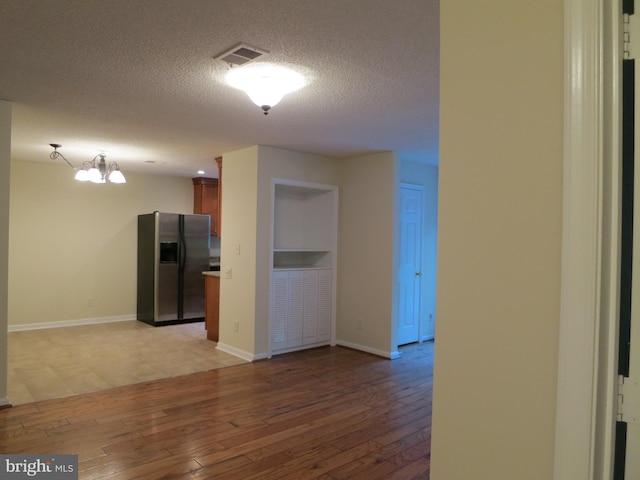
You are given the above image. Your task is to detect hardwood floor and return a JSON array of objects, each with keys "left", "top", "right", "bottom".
[{"left": 0, "top": 342, "right": 433, "bottom": 479}]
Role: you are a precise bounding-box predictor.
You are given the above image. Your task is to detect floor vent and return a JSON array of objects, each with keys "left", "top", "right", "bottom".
[{"left": 214, "top": 44, "right": 269, "bottom": 66}]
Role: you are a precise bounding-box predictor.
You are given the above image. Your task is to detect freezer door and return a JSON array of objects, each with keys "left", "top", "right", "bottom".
[
  {"left": 156, "top": 212, "right": 181, "bottom": 322},
  {"left": 181, "top": 214, "right": 210, "bottom": 319}
]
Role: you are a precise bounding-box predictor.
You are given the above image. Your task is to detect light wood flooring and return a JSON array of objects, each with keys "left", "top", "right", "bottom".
[
  {"left": 8, "top": 320, "right": 247, "bottom": 405},
  {"left": 0, "top": 340, "right": 433, "bottom": 479}
]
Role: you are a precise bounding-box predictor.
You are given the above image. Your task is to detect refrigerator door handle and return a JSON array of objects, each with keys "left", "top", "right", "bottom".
[
  {"left": 177, "top": 215, "right": 186, "bottom": 319},
  {"left": 179, "top": 234, "right": 187, "bottom": 266}
]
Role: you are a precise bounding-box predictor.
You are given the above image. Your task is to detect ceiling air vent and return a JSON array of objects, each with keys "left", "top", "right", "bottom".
[{"left": 214, "top": 44, "right": 269, "bottom": 66}]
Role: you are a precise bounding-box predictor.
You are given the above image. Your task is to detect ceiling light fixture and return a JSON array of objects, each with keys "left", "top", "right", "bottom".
[
  {"left": 49, "top": 144, "right": 126, "bottom": 184},
  {"left": 226, "top": 64, "right": 306, "bottom": 115}
]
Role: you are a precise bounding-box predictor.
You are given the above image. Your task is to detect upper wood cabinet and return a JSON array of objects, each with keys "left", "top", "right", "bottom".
[
  {"left": 192, "top": 177, "right": 219, "bottom": 236},
  {"left": 192, "top": 157, "right": 223, "bottom": 237}
]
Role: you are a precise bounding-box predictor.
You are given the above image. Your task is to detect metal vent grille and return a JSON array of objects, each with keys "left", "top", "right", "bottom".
[{"left": 214, "top": 44, "right": 269, "bottom": 66}]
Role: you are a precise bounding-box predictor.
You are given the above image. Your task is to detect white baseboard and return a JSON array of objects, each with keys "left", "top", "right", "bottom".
[
  {"left": 336, "top": 339, "right": 394, "bottom": 359},
  {"left": 421, "top": 334, "right": 435, "bottom": 342},
  {"left": 8, "top": 314, "right": 136, "bottom": 332},
  {"left": 389, "top": 350, "right": 401, "bottom": 360},
  {"left": 0, "top": 397, "right": 10, "bottom": 407},
  {"left": 270, "top": 341, "right": 332, "bottom": 358},
  {"left": 215, "top": 342, "right": 266, "bottom": 362}
]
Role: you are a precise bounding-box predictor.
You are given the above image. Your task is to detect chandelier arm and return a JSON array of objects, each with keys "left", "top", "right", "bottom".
[{"left": 49, "top": 151, "right": 76, "bottom": 170}]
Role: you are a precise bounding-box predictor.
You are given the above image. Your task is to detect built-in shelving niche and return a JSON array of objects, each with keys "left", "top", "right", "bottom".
[
  {"left": 269, "top": 178, "right": 338, "bottom": 357},
  {"left": 272, "top": 180, "right": 338, "bottom": 269}
]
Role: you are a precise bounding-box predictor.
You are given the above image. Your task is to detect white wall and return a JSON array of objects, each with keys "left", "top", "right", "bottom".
[
  {"left": 337, "top": 151, "right": 399, "bottom": 357},
  {"left": 431, "top": 2, "right": 563, "bottom": 479},
  {"left": 8, "top": 160, "right": 193, "bottom": 327},
  {"left": 0, "top": 101, "right": 11, "bottom": 406},
  {"left": 401, "top": 161, "right": 438, "bottom": 340}
]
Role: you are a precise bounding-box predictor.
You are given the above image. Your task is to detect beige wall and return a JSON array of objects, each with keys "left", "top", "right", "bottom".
[
  {"left": 8, "top": 160, "right": 193, "bottom": 327},
  {"left": 220, "top": 146, "right": 402, "bottom": 360},
  {"left": 218, "top": 145, "right": 340, "bottom": 359},
  {"left": 431, "top": 2, "right": 563, "bottom": 479},
  {"left": 337, "top": 151, "right": 399, "bottom": 356},
  {"left": 217, "top": 146, "right": 260, "bottom": 357},
  {"left": 0, "top": 101, "right": 11, "bottom": 405}
]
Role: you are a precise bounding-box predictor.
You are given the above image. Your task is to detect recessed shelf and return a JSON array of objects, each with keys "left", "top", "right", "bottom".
[
  {"left": 273, "top": 265, "right": 332, "bottom": 270},
  {"left": 273, "top": 248, "right": 331, "bottom": 252},
  {"left": 273, "top": 250, "right": 331, "bottom": 269},
  {"left": 273, "top": 182, "right": 335, "bottom": 253}
]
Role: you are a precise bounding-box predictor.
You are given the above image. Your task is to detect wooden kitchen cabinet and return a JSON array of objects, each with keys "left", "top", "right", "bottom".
[
  {"left": 192, "top": 177, "right": 219, "bottom": 236},
  {"left": 204, "top": 274, "right": 220, "bottom": 342}
]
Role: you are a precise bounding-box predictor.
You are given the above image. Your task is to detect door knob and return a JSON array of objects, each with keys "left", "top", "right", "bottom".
[{"left": 415, "top": 271, "right": 422, "bottom": 277}]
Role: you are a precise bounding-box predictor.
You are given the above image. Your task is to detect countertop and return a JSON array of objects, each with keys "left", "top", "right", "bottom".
[{"left": 202, "top": 271, "right": 220, "bottom": 277}]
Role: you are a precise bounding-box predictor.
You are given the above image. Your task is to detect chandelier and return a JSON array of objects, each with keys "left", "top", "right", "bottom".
[{"left": 49, "top": 144, "right": 126, "bottom": 184}]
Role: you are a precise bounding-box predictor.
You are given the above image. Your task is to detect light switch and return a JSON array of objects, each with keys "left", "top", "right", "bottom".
[
  {"left": 235, "top": 243, "right": 241, "bottom": 255},
  {"left": 225, "top": 268, "right": 232, "bottom": 279}
]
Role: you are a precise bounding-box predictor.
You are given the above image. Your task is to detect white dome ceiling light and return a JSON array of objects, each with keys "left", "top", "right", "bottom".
[{"left": 226, "top": 63, "right": 307, "bottom": 116}]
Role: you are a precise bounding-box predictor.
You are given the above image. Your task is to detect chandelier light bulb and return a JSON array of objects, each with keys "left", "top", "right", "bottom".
[
  {"left": 88, "top": 167, "right": 102, "bottom": 183},
  {"left": 109, "top": 168, "right": 126, "bottom": 184},
  {"left": 74, "top": 169, "right": 90, "bottom": 182}
]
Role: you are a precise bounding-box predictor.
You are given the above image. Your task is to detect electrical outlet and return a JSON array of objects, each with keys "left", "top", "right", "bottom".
[
  {"left": 357, "top": 321, "right": 362, "bottom": 330},
  {"left": 235, "top": 243, "right": 241, "bottom": 255},
  {"left": 88, "top": 298, "right": 94, "bottom": 308},
  {"left": 225, "top": 268, "right": 232, "bottom": 279},
  {"left": 233, "top": 321, "right": 239, "bottom": 333}
]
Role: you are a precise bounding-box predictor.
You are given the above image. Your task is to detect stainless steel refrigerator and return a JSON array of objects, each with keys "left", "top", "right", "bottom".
[{"left": 137, "top": 212, "right": 210, "bottom": 326}]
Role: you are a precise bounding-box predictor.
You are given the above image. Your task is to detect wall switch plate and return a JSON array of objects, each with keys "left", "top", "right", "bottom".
[
  {"left": 235, "top": 243, "right": 241, "bottom": 255},
  {"left": 225, "top": 268, "right": 232, "bottom": 279}
]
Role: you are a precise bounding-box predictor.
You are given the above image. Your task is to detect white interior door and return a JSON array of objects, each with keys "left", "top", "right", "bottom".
[{"left": 398, "top": 184, "right": 423, "bottom": 346}]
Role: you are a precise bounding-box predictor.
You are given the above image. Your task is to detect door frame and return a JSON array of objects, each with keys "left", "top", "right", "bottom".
[{"left": 554, "top": 0, "right": 621, "bottom": 478}]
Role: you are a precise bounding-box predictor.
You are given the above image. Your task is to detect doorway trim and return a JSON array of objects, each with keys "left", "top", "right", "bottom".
[{"left": 554, "top": 0, "right": 621, "bottom": 478}]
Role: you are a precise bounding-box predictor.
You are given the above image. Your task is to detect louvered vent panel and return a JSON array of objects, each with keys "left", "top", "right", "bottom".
[
  {"left": 288, "top": 272, "right": 304, "bottom": 347},
  {"left": 271, "top": 273, "right": 289, "bottom": 347},
  {"left": 214, "top": 44, "right": 269, "bottom": 66},
  {"left": 303, "top": 271, "right": 318, "bottom": 345},
  {"left": 317, "top": 270, "right": 332, "bottom": 341}
]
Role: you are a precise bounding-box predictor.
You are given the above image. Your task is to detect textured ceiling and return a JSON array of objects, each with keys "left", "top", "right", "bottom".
[{"left": 0, "top": 0, "right": 439, "bottom": 178}]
